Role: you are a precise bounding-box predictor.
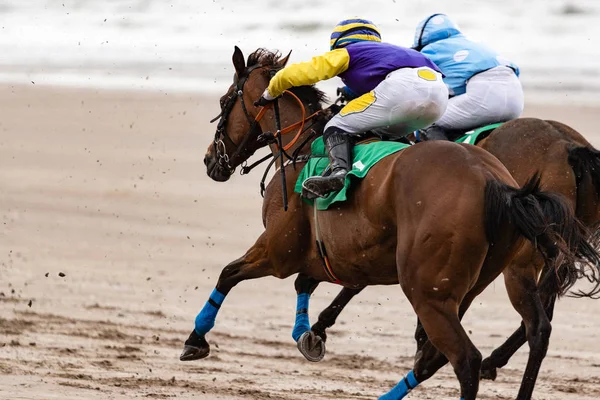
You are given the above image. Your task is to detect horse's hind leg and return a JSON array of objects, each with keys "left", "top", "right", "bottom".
[
  {"left": 180, "top": 232, "right": 275, "bottom": 361},
  {"left": 380, "top": 294, "right": 482, "bottom": 400},
  {"left": 503, "top": 263, "right": 552, "bottom": 400},
  {"left": 416, "top": 299, "right": 482, "bottom": 400},
  {"left": 414, "top": 318, "right": 428, "bottom": 352},
  {"left": 480, "top": 322, "right": 526, "bottom": 381},
  {"left": 480, "top": 291, "right": 558, "bottom": 381},
  {"left": 293, "top": 273, "right": 327, "bottom": 362},
  {"left": 310, "top": 286, "right": 365, "bottom": 343},
  {"left": 480, "top": 255, "right": 560, "bottom": 381},
  {"left": 383, "top": 285, "right": 485, "bottom": 400}
]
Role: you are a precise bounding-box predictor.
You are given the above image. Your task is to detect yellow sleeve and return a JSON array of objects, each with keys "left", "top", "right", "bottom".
[{"left": 267, "top": 48, "right": 350, "bottom": 97}]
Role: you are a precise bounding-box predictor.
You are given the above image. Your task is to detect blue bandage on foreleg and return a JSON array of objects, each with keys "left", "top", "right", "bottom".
[
  {"left": 292, "top": 293, "right": 311, "bottom": 341},
  {"left": 194, "top": 288, "right": 226, "bottom": 336},
  {"left": 378, "top": 370, "right": 420, "bottom": 400}
]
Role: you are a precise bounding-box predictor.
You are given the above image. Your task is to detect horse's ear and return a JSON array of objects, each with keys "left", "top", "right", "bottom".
[
  {"left": 279, "top": 50, "right": 293, "bottom": 68},
  {"left": 232, "top": 46, "right": 246, "bottom": 76}
]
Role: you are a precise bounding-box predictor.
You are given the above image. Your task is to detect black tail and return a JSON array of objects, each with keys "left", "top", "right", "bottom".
[
  {"left": 565, "top": 145, "right": 600, "bottom": 297},
  {"left": 567, "top": 145, "right": 600, "bottom": 200},
  {"left": 485, "top": 174, "right": 600, "bottom": 297}
]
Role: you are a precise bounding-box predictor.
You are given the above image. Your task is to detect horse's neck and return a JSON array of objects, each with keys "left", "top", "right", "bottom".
[{"left": 282, "top": 100, "right": 324, "bottom": 155}]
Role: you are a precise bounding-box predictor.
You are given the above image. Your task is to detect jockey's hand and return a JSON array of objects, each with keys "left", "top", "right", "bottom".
[
  {"left": 336, "top": 87, "right": 348, "bottom": 103},
  {"left": 254, "top": 89, "right": 276, "bottom": 107},
  {"left": 336, "top": 86, "right": 357, "bottom": 103},
  {"left": 328, "top": 103, "right": 343, "bottom": 116}
]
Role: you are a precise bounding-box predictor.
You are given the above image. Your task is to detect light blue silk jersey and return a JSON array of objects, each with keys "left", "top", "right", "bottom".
[{"left": 413, "top": 14, "right": 520, "bottom": 96}]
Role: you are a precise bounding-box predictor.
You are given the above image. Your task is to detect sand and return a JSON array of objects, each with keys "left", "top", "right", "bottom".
[{"left": 1, "top": 84, "right": 599, "bottom": 400}]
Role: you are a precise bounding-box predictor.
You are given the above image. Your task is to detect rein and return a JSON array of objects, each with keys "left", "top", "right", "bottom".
[
  {"left": 262, "top": 91, "right": 323, "bottom": 211},
  {"left": 211, "top": 63, "right": 346, "bottom": 284},
  {"left": 273, "top": 97, "right": 289, "bottom": 211},
  {"left": 240, "top": 100, "right": 323, "bottom": 175},
  {"left": 211, "top": 66, "right": 322, "bottom": 175}
]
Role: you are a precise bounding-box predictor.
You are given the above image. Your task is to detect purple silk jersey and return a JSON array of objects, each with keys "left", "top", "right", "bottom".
[{"left": 339, "top": 41, "right": 442, "bottom": 95}]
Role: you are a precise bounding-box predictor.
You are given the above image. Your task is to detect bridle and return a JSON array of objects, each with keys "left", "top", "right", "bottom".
[
  {"left": 210, "top": 65, "right": 324, "bottom": 175},
  {"left": 210, "top": 64, "right": 266, "bottom": 174}
]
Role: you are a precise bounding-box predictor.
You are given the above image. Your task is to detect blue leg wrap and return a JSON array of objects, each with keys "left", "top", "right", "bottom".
[
  {"left": 194, "top": 288, "right": 226, "bottom": 336},
  {"left": 378, "top": 370, "right": 420, "bottom": 400},
  {"left": 292, "top": 293, "right": 311, "bottom": 342}
]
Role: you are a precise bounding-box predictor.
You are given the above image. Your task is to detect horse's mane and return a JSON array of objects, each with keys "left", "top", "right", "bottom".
[{"left": 246, "top": 48, "right": 328, "bottom": 110}]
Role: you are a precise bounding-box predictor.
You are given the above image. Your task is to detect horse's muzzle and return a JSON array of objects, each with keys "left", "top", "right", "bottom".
[{"left": 204, "top": 154, "right": 232, "bottom": 182}]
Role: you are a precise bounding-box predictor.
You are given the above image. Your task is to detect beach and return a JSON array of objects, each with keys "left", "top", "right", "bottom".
[{"left": 0, "top": 83, "right": 599, "bottom": 399}]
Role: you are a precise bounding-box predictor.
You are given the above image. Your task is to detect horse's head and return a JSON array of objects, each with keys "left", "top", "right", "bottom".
[
  {"left": 204, "top": 46, "right": 293, "bottom": 181},
  {"left": 205, "top": 47, "right": 328, "bottom": 182}
]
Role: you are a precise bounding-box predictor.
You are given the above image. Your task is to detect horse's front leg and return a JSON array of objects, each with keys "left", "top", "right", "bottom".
[
  {"left": 292, "top": 273, "right": 327, "bottom": 362},
  {"left": 180, "top": 232, "right": 275, "bottom": 361},
  {"left": 310, "top": 286, "right": 365, "bottom": 343},
  {"left": 295, "top": 285, "right": 364, "bottom": 362}
]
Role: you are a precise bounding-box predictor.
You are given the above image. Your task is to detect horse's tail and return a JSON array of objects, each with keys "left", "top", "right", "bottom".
[
  {"left": 567, "top": 144, "right": 600, "bottom": 208},
  {"left": 484, "top": 174, "right": 600, "bottom": 297},
  {"left": 563, "top": 144, "right": 600, "bottom": 297}
]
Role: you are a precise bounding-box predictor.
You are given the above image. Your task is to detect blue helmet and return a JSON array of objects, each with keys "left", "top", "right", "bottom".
[{"left": 412, "top": 14, "right": 461, "bottom": 50}]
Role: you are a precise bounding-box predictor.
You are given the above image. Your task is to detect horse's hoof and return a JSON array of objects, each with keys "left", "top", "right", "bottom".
[
  {"left": 480, "top": 358, "right": 497, "bottom": 381},
  {"left": 180, "top": 344, "right": 210, "bottom": 361},
  {"left": 297, "top": 331, "right": 326, "bottom": 362},
  {"left": 180, "top": 331, "right": 210, "bottom": 361}
]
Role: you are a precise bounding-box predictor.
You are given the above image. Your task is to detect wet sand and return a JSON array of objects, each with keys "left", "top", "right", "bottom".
[{"left": 1, "top": 84, "right": 599, "bottom": 399}]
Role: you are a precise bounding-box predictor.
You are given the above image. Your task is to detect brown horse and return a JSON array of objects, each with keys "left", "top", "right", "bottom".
[
  {"left": 181, "top": 47, "right": 599, "bottom": 400},
  {"left": 308, "top": 117, "right": 600, "bottom": 382},
  {"left": 478, "top": 119, "right": 600, "bottom": 377}
]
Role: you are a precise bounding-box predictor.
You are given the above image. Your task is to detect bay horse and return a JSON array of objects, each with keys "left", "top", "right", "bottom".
[
  {"left": 478, "top": 121, "right": 600, "bottom": 378},
  {"left": 181, "top": 46, "right": 599, "bottom": 400},
  {"left": 308, "top": 118, "right": 600, "bottom": 383}
]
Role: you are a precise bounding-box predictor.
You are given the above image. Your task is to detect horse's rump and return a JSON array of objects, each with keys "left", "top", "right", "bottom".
[{"left": 312, "top": 141, "right": 514, "bottom": 281}]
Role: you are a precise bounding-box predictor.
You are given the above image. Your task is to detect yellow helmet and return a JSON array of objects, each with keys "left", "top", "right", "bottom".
[{"left": 330, "top": 18, "right": 381, "bottom": 50}]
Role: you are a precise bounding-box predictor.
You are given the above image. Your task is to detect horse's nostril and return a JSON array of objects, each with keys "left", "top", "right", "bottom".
[{"left": 204, "top": 155, "right": 209, "bottom": 166}]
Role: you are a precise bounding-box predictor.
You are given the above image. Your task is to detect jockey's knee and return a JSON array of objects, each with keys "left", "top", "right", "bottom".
[{"left": 322, "top": 125, "right": 349, "bottom": 142}]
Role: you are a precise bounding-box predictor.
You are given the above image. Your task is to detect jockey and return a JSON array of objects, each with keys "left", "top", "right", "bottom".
[
  {"left": 413, "top": 13, "right": 524, "bottom": 141},
  {"left": 256, "top": 18, "right": 448, "bottom": 199}
]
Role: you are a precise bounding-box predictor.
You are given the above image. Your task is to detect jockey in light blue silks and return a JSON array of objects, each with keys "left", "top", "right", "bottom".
[{"left": 413, "top": 13, "right": 525, "bottom": 141}]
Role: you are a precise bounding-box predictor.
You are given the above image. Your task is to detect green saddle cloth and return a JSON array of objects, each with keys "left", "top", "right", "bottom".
[
  {"left": 294, "top": 137, "right": 410, "bottom": 211},
  {"left": 454, "top": 122, "right": 504, "bottom": 145},
  {"left": 295, "top": 123, "right": 503, "bottom": 211}
]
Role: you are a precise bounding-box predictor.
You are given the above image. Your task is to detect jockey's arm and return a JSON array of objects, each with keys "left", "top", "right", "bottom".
[{"left": 266, "top": 49, "right": 350, "bottom": 98}]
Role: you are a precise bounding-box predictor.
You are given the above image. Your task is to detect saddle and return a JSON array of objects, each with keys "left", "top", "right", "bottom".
[
  {"left": 453, "top": 122, "right": 504, "bottom": 145},
  {"left": 294, "top": 136, "right": 410, "bottom": 210}
]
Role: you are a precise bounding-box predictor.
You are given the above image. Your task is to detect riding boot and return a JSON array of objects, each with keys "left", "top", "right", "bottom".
[
  {"left": 302, "top": 131, "right": 353, "bottom": 200},
  {"left": 418, "top": 124, "right": 450, "bottom": 141}
]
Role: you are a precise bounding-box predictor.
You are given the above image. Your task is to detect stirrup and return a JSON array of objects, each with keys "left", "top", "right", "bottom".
[
  {"left": 301, "top": 182, "right": 321, "bottom": 200},
  {"left": 419, "top": 125, "right": 450, "bottom": 141},
  {"left": 301, "top": 173, "right": 346, "bottom": 200}
]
